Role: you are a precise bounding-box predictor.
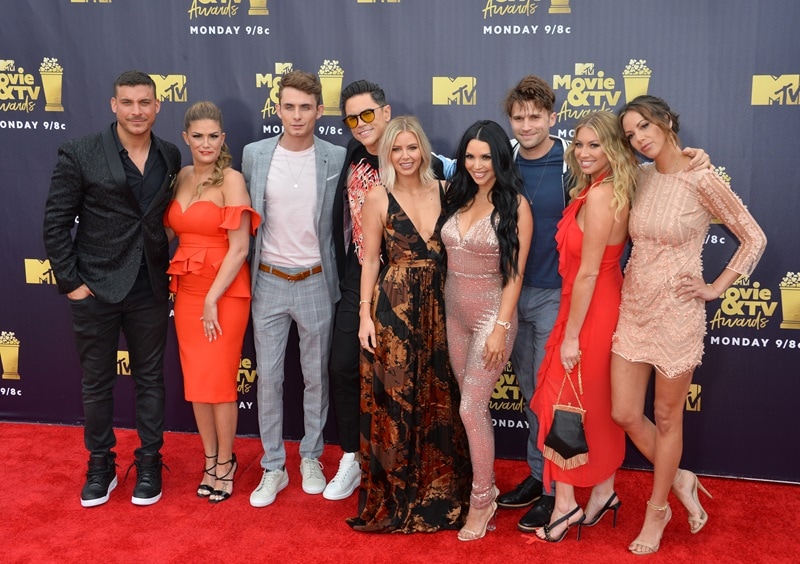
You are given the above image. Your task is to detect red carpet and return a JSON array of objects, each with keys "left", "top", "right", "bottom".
[{"left": 2, "top": 421, "right": 797, "bottom": 563}]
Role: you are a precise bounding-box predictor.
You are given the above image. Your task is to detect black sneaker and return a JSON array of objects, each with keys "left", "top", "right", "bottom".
[
  {"left": 81, "top": 453, "right": 118, "bottom": 508},
  {"left": 130, "top": 453, "right": 164, "bottom": 506}
]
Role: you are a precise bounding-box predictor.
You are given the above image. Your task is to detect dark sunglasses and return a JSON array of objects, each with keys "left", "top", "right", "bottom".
[{"left": 342, "top": 105, "right": 386, "bottom": 129}]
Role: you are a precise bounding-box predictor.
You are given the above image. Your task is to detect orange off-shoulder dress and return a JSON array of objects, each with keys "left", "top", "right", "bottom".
[{"left": 165, "top": 201, "right": 261, "bottom": 403}]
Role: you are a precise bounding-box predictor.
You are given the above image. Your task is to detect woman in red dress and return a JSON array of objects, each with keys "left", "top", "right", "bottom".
[
  {"left": 165, "top": 101, "right": 260, "bottom": 503},
  {"left": 531, "top": 111, "right": 638, "bottom": 542}
]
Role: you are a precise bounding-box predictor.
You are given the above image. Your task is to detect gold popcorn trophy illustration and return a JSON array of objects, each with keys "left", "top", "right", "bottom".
[
  {"left": 248, "top": 0, "right": 269, "bottom": 15},
  {"left": 549, "top": 0, "right": 572, "bottom": 14},
  {"left": 779, "top": 272, "right": 800, "bottom": 329},
  {"left": 0, "top": 331, "right": 21, "bottom": 380},
  {"left": 318, "top": 60, "right": 344, "bottom": 116},
  {"left": 708, "top": 167, "right": 732, "bottom": 224},
  {"left": 622, "top": 59, "right": 651, "bottom": 103},
  {"left": 39, "top": 57, "right": 64, "bottom": 112}
]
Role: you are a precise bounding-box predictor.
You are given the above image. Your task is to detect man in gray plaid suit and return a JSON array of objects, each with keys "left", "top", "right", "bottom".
[{"left": 243, "top": 70, "right": 345, "bottom": 508}]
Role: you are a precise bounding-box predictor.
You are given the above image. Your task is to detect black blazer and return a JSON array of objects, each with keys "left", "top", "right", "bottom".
[{"left": 43, "top": 123, "right": 181, "bottom": 303}]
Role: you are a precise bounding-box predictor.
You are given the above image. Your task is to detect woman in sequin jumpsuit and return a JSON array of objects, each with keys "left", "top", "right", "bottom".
[
  {"left": 612, "top": 96, "right": 766, "bottom": 555},
  {"left": 441, "top": 120, "right": 533, "bottom": 541}
]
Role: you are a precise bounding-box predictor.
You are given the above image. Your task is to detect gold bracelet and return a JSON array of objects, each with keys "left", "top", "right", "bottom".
[{"left": 359, "top": 300, "right": 372, "bottom": 305}]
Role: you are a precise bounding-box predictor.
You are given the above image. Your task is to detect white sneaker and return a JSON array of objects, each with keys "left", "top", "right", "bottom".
[
  {"left": 250, "top": 468, "right": 289, "bottom": 507},
  {"left": 322, "top": 452, "right": 360, "bottom": 501},
  {"left": 299, "top": 457, "right": 326, "bottom": 494}
]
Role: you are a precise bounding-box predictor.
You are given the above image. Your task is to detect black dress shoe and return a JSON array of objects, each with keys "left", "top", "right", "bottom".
[
  {"left": 518, "top": 494, "right": 556, "bottom": 532},
  {"left": 497, "top": 475, "right": 543, "bottom": 509}
]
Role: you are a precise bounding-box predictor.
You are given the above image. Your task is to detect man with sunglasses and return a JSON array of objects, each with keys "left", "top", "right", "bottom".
[{"left": 324, "top": 80, "right": 448, "bottom": 501}]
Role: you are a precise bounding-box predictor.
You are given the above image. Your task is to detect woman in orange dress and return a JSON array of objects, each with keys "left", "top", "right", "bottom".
[
  {"left": 165, "top": 101, "right": 260, "bottom": 503},
  {"left": 531, "top": 111, "right": 638, "bottom": 542}
]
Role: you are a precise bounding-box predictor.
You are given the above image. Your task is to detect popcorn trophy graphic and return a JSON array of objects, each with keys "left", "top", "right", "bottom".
[
  {"left": 248, "top": 0, "right": 269, "bottom": 15},
  {"left": 779, "top": 272, "right": 800, "bottom": 329},
  {"left": 39, "top": 58, "right": 64, "bottom": 112},
  {"left": 549, "top": 0, "right": 572, "bottom": 14},
  {"left": 318, "top": 60, "right": 344, "bottom": 116},
  {"left": 622, "top": 59, "right": 651, "bottom": 103},
  {"left": 0, "top": 331, "right": 21, "bottom": 380}
]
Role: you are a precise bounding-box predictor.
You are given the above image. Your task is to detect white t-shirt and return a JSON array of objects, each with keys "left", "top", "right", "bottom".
[{"left": 260, "top": 144, "right": 320, "bottom": 267}]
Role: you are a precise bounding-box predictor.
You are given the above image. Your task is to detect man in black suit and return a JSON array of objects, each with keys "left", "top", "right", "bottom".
[{"left": 43, "top": 70, "right": 181, "bottom": 508}]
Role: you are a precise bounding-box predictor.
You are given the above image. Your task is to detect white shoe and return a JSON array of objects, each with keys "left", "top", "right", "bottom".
[
  {"left": 250, "top": 468, "right": 289, "bottom": 507},
  {"left": 300, "top": 457, "right": 326, "bottom": 495},
  {"left": 322, "top": 452, "right": 360, "bottom": 501}
]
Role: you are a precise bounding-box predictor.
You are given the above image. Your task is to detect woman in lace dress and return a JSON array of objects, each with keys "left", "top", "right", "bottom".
[
  {"left": 441, "top": 120, "right": 532, "bottom": 541},
  {"left": 612, "top": 96, "right": 766, "bottom": 554}
]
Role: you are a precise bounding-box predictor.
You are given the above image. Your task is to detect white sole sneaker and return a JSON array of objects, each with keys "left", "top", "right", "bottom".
[
  {"left": 131, "top": 491, "right": 162, "bottom": 506},
  {"left": 250, "top": 470, "right": 289, "bottom": 508},
  {"left": 300, "top": 458, "right": 326, "bottom": 495},
  {"left": 80, "top": 475, "right": 118, "bottom": 508},
  {"left": 322, "top": 459, "right": 360, "bottom": 501},
  {"left": 322, "top": 477, "right": 359, "bottom": 500}
]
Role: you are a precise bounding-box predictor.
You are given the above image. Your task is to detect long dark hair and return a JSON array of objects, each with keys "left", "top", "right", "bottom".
[
  {"left": 618, "top": 95, "right": 681, "bottom": 149},
  {"left": 445, "top": 120, "right": 522, "bottom": 286}
]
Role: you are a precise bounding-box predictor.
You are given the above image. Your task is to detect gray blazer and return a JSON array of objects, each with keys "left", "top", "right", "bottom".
[{"left": 242, "top": 135, "right": 345, "bottom": 303}]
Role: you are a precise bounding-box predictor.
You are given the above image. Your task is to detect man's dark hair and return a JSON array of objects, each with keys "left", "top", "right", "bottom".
[
  {"left": 340, "top": 80, "right": 386, "bottom": 112},
  {"left": 113, "top": 70, "right": 156, "bottom": 96}
]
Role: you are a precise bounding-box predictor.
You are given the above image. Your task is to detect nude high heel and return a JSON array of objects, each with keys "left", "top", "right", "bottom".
[
  {"left": 458, "top": 486, "right": 499, "bottom": 541},
  {"left": 674, "top": 469, "right": 712, "bottom": 533},
  {"left": 629, "top": 500, "right": 671, "bottom": 556}
]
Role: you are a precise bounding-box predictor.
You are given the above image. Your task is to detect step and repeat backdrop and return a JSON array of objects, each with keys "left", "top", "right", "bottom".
[{"left": 1, "top": 0, "right": 798, "bottom": 482}]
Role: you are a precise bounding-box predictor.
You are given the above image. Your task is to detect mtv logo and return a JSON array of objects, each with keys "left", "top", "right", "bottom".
[
  {"left": 575, "top": 63, "right": 595, "bottom": 76},
  {"left": 432, "top": 77, "right": 477, "bottom": 106},
  {"left": 0, "top": 60, "right": 15, "bottom": 71},
  {"left": 751, "top": 74, "right": 800, "bottom": 105},
  {"left": 275, "top": 62, "right": 293, "bottom": 74},
  {"left": 150, "top": 74, "right": 188, "bottom": 102},
  {"left": 24, "top": 259, "right": 57, "bottom": 285},
  {"left": 685, "top": 384, "right": 702, "bottom": 412},
  {"left": 117, "top": 351, "right": 131, "bottom": 376}
]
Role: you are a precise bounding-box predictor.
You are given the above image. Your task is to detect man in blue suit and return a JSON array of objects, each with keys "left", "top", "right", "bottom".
[
  {"left": 243, "top": 70, "right": 345, "bottom": 508},
  {"left": 44, "top": 70, "right": 181, "bottom": 508}
]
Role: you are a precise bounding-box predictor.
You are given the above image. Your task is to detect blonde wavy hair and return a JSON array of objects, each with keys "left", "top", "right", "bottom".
[
  {"left": 183, "top": 101, "right": 232, "bottom": 190},
  {"left": 565, "top": 111, "right": 638, "bottom": 218},
  {"left": 378, "top": 116, "right": 436, "bottom": 192}
]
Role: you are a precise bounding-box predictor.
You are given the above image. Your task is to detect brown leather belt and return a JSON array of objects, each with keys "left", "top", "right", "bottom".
[{"left": 259, "top": 263, "right": 322, "bottom": 281}]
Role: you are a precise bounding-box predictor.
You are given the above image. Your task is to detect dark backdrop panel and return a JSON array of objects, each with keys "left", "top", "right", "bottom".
[{"left": 1, "top": 0, "right": 798, "bottom": 482}]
